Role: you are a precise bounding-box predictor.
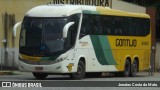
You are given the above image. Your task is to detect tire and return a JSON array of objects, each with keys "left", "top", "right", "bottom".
[
  {"left": 32, "top": 72, "right": 48, "bottom": 80},
  {"left": 123, "top": 60, "right": 131, "bottom": 77},
  {"left": 130, "top": 60, "right": 138, "bottom": 77},
  {"left": 70, "top": 61, "right": 85, "bottom": 80}
]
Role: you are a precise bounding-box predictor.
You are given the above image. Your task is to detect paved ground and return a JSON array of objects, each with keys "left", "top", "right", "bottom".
[
  {"left": 0, "top": 71, "right": 159, "bottom": 80},
  {"left": 0, "top": 71, "right": 159, "bottom": 90}
]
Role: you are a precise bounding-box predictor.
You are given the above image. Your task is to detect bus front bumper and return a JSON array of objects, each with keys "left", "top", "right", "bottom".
[{"left": 18, "top": 60, "right": 76, "bottom": 73}]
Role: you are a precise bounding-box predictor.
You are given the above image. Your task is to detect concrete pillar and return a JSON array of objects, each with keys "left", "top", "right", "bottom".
[{"left": 146, "top": 7, "right": 156, "bottom": 72}]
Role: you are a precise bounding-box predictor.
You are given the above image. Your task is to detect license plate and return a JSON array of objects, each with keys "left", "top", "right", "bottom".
[{"left": 35, "top": 67, "right": 43, "bottom": 71}]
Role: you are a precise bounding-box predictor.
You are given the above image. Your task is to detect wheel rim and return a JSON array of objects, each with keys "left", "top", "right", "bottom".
[
  {"left": 133, "top": 61, "right": 137, "bottom": 73},
  {"left": 125, "top": 62, "right": 130, "bottom": 73}
]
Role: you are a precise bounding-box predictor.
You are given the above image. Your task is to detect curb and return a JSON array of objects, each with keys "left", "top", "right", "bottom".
[
  {"left": 0, "top": 71, "right": 20, "bottom": 75},
  {"left": 0, "top": 71, "right": 12, "bottom": 75}
]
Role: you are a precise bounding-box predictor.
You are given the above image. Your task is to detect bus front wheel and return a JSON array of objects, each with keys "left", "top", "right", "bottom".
[
  {"left": 32, "top": 72, "right": 48, "bottom": 80},
  {"left": 70, "top": 61, "right": 85, "bottom": 80}
]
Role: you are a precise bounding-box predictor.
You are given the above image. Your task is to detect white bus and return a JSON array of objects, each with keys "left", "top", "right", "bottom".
[{"left": 14, "top": 4, "right": 151, "bottom": 80}]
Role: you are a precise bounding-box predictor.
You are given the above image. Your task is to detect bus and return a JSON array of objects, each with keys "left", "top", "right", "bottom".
[{"left": 13, "top": 4, "right": 151, "bottom": 80}]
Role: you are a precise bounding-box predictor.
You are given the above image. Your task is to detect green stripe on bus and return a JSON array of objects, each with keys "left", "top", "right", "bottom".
[
  {"left": 99, "top": 36, "right": 117, "bottom": 65},
  {"left": 40, "top": 57, "right": 50, "bottom": 60},
  {"left": 90, "top": 35, "right": 109, "bottom": 65},
  {"left": 90, "top": 35, "right": 116, "bottom": 65}
]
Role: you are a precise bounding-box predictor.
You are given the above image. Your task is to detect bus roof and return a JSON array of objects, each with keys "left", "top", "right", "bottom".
[
  {"left": 96, "top": 6, "right": 150, "bottom": 18},
  {"left": 26, "top": 4, "right": 150, "bottom": 18}
]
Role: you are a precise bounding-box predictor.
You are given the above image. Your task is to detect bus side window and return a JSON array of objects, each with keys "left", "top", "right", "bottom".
[
  {"left": 101, "top": 16, "right": 113, "bottom": 35},
  {"left": 80, "top": 27, "right": 86, "bottom": 36},
  {"left": 114, "top": 17, "right": 123, "bottom": 35},
  {"left": 65, "top": 14, "right": 80, "bottom": 49},
  {"left": 128, "top": 18, "right": 134, "bottom": 36},
  {"left": 115, "top": 28, "right": 123, "bottom": 35},
  {"left": 145, "top": 19, "right": 150, "bottom": 35},
  {"left": 92, "top": 15, "right": 102, "bottom": 35},
  {"left": 103, "top": 26, "right": 110, "bottom": 35},
  {"left": 80, "top": 20, "right": 87, "bottom": 38},
  {"left": 80, "top": 14, "right": 91, "bottom": 38},
  {"left": 109, "top": 18, "right": 115, "bottom": 35},
  {"left": 120, "top": 17, "right": 129, "bottom": 36}
]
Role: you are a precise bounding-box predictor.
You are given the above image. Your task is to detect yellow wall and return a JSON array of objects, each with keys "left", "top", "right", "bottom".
[{"left": 112, "top": 0, "right": 146, "bottom": 14}]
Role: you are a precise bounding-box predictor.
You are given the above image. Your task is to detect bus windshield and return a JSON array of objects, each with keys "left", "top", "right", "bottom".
[{"left": 20, "top": 17, "right": 67, "bottom": 56}]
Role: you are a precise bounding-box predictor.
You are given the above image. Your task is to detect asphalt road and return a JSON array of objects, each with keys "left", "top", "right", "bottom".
[
  {"left": 0, "top": 71, "right": 160, "bottom": 90},
  {"left": 0, "top": 71, "right": 159, "bottom": 81}
]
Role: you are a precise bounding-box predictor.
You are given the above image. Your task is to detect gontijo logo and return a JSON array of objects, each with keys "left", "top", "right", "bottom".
[{"left": 116, "top": 39, "right": 137, "bottom": 47}]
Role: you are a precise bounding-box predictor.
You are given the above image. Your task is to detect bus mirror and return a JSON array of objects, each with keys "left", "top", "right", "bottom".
[
  {"left": 13, "top": 22, "right": 22, "bottom": 37},
  {"left": 63, "top": 22, "right": 75, "bottom": 38}
]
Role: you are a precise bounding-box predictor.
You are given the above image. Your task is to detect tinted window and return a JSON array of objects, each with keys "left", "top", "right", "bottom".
[
  {"left": 65, "top": 14, "right": 80, "bottom": 49},
  {"left": 79, "top": 14, "right": 150, "bottom": 38}
]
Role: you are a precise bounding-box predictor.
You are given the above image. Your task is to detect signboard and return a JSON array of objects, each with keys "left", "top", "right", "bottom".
[
  {"left": 47, "top": 0, "right": 109, "bottom": 7},
  {"left": 1, "top": 39, "right": 6, "bottom": 43}
]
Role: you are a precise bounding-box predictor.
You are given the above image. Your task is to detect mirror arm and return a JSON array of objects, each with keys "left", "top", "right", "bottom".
[
  {"left": 63, "top": 22, "right": 75, "bottom": 38},
  {"left": 13, "top": 22, "right": 22, "bottom": 37}
]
